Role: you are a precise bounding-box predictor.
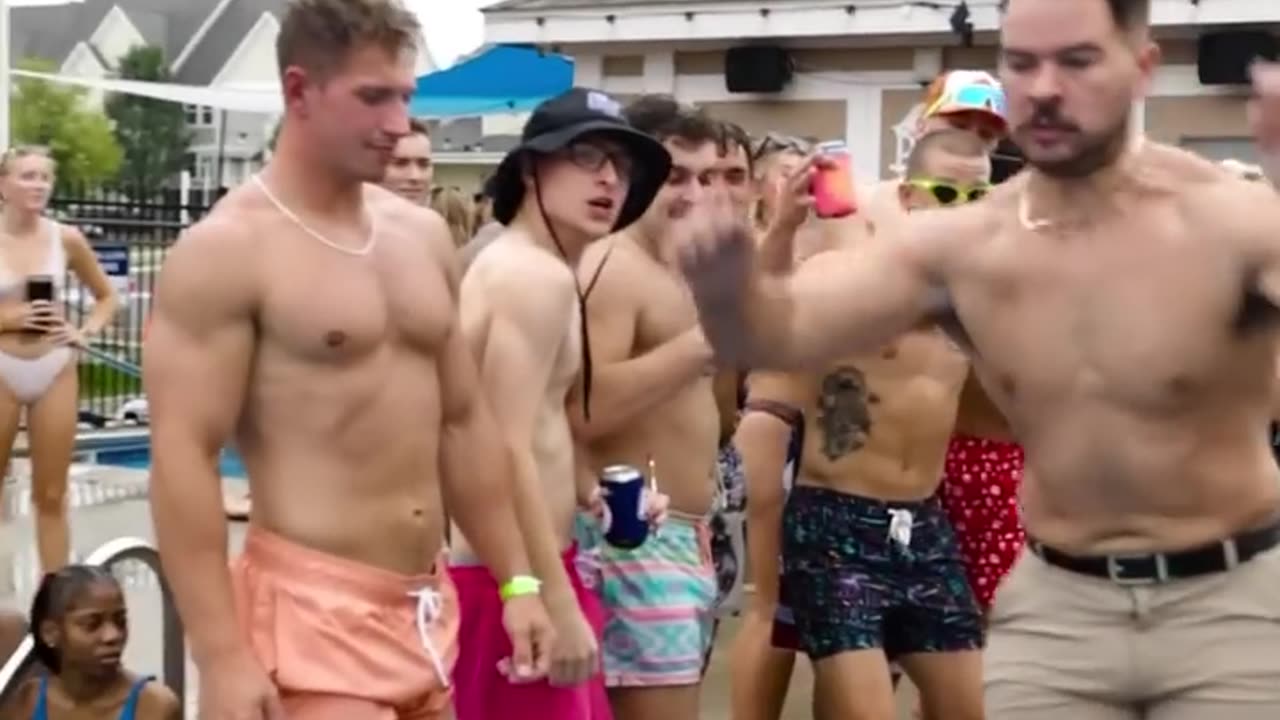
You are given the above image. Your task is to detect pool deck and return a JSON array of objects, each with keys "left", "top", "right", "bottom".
[{"left": 0, "top": 466, "right": 919, "bottom": 718}]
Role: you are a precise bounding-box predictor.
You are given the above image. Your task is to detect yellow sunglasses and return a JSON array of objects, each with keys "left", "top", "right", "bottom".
[{"left": 904, "top": 179, "right": 990, "bottom": 206}]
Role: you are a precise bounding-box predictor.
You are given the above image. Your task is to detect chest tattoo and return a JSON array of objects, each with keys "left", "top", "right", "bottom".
[{"left": 817, "top": 365, "right": 874, "bottom": 461}]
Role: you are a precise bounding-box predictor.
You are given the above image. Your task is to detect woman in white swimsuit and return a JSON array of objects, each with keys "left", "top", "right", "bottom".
[{"left": 0, "top": 146, "right": 118, "bottom": 572}]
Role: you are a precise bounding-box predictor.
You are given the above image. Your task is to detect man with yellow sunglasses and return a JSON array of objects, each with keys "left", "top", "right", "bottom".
[
  {"left": 727, "top": 128, "right": 991, "bottom": 720},
  {"left": 899, "top": 130, "right": 993, "bottom": 212}
]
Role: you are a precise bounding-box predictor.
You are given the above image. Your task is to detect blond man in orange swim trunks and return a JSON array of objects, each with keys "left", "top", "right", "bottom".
[{"left": 145, "top": 2, "right": 553, "bottom": 719}]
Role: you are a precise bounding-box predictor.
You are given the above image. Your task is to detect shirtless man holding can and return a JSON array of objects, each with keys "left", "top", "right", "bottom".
[
  {"left": 572, "top": 95, "right": 722, "bottom": 720},
  {"left": 145, "top": 3, "right": 550, "bottom": 718},
  {"left": 739, "top": 129, "right": 992, "bottom": 720},
  {"left": 680, "top": 0, "right": 1280, "bottom": 716},
  {"left": 450, "top": 87, "right": 672, "bottom": 720}
]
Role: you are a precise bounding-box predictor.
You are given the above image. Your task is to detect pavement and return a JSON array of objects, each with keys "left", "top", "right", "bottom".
[{"left": 0, "top": 466, "right": 919, "bottom": 718}]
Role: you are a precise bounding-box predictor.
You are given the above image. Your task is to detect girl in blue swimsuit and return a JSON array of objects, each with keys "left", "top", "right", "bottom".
[{"left": 12, "top": 566, "right": 180, "bottom": 720}]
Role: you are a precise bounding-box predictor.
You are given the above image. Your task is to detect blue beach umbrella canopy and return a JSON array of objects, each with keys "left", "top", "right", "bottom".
[{"left": 411, "top": 44, "right": 574, "bottom": 118}]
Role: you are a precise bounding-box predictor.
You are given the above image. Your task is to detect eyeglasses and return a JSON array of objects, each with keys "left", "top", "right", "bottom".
[
  {"left": 905, "top": 179, "right": 990, "bottom": 206},
  {"left": 563, "top": 142, "right": 633, "bottom": 177},
  {"left": 752, "top": 133, "right": 812, "bottom": 162}
]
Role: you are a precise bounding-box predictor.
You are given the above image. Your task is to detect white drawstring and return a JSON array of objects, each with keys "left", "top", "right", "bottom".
[
  {"left": 887, "top": 509, "right": 914, "bottom": 549},
  {"left": 408, "top": 587, "right": 450, "bottom": 688}
]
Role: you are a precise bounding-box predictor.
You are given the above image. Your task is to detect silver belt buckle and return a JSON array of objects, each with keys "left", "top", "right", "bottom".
[{"left": 1106, "top": 553, "right": 1168, "bottom": 585}]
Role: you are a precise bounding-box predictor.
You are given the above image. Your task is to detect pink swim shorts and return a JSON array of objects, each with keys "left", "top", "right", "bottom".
[{"left": 449, "top": 545, "right": 612, "bottom": 720}]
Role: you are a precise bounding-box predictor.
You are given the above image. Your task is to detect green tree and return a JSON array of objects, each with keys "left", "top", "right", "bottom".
[
  {"left": 10, "top": 57, "right": 122, "bottom": 188},
  {"left": 105, "top": 45, "right": 192, "bottom": 189}
]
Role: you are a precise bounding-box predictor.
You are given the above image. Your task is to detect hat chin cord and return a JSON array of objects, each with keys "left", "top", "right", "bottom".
[{"left": 532, "top": 172, "right": 614, "bottom": 422}]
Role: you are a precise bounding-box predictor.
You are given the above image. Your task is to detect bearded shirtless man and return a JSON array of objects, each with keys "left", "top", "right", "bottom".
[
  {"left": 144, "top": 3, "right": 550, "bottom": 718},
  {"left": 736, "top": 130, "right": 991, "bottom": 720},
  {"left": 680, "top": 0, "right": 1280, "bottom": 717},
  {"left": 451, "top": 87, "right": 671, "bottom": 720},
  {"left": 573, "top": 96, "right": 722, "bottom": 720}
]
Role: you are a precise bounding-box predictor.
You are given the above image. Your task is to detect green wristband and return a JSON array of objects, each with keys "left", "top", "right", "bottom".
[{"left": 499, "top": 575, "right": 542, "bottom": 602}]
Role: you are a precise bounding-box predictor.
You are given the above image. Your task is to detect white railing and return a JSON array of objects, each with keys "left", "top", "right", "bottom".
[{"left": 0, "top": 537, "right": 185, "bottom": 705}]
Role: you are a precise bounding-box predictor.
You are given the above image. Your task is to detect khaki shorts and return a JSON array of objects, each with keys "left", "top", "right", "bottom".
[{"left": 986, "top": 546, "right": 1280, "bottom": 719}]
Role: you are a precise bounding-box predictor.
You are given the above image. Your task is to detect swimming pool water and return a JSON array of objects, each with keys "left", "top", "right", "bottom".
[{"left": 96, "top": 446, "right": 248, "bottom": 478}]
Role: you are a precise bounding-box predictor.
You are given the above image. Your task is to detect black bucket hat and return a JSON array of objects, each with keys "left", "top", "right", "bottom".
[{"left": 491, "top": 87, "right": 671, "bottom": 230}]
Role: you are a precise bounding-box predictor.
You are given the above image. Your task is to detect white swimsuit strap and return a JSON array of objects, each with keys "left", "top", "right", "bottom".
[{"left": 46, "top": 220, "right": 64, "bottom": 277}]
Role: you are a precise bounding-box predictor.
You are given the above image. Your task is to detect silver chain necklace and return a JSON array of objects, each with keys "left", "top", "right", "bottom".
[{"left": 252, "top": 175, "right": 377, "bottom": 257}]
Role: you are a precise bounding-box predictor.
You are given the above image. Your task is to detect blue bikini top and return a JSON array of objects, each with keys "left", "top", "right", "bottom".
[{"left": 31, "top": 675, "right": 154, "bottom": 720}]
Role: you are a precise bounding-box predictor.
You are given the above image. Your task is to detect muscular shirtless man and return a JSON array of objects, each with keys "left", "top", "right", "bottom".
[
  {"left": 740, "top": 130, "right": 990, "bottom": 720},
  {"left": 145, "top": 3, "right": 549, "bottom": 718},
  {"left": 680, "top": 0, "right": 1280, "bottom": 717},
  {"left": 573, "top": 96, "right": 721, "bottom": 720},
  {"left": 451, "top": 87, "right": 672, "bottom": 720}
]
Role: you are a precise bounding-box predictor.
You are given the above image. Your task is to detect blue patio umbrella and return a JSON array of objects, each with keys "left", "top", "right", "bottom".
[{"left": 410, "top": 44, "right": 574, "bottom": 118}]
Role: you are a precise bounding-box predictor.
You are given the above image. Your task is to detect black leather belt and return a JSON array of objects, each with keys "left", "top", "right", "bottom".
[{"left": 1028, "top": 517, "right": 1280, "bottom": 585}]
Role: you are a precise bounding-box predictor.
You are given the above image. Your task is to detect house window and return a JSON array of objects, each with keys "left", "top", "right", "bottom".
[
  {"left": 184, "top": 104, "right": 215, "bottom": 128},
  {"left": 194, "top": 155, "right": 215, "bottom": 188},
  {"left": 1180, "top": 137, "right": 1256, "bottom": 164}
]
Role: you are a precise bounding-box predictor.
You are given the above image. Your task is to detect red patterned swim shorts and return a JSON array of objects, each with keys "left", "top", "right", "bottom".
[{"left": 939, "top": 434, "right": 1026, "bottom": 611}]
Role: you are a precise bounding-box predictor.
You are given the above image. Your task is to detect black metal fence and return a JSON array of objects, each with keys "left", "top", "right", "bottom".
[{"left": 50, "top": 185, "right": 214, "bottom": 420}]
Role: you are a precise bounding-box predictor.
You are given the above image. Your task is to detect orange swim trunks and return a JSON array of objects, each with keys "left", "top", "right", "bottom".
[
  {"left": 938, "top": 434, "right": 1026, "bottom": 611},
  {"left": 231, "top": 527, "right": 459, "bottom": 720}
]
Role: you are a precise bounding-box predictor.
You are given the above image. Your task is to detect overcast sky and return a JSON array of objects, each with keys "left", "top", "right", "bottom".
[{"left": 410, "top": 0, "right": 505, "bottom": 70}]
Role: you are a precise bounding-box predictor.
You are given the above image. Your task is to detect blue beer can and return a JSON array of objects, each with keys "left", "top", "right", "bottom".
[{"left": 600, "top": 464, "right": 650, "bottom": 549}]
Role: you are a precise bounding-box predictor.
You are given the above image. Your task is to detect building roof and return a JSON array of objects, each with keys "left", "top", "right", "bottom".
[
  {"left": 486, "top": 0, "right": 742, "bottom": 10},
  {"left": 8, "top": 4, "right": 79, "bottom": 66},
  {"left": 431, "top": 117, "right": 521, "bottom": 154},
  {"left": 174, "top": 0, "right": 289, "bottom": 85},
  {"left": 9, "top": 0, "right": 215, "bottom": 68}
]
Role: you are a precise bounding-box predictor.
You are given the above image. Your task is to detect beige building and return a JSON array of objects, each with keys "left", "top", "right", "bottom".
[{"left": 485, "top": 0, "right": 1276, "bottom": 179}]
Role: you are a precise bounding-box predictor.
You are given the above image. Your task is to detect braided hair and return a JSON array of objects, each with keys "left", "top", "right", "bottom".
[{"left": 30, "top": 565, "right": 118, "bottom": 674}]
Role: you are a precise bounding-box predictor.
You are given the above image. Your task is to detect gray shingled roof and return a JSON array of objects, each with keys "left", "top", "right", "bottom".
[
  {"left": 8, "top": 4, "right": 79, "bottom": 66},
  {"left": 9, "top": 0, "right": 215, "bottom": 69},
  {"left": 431, "top": 118, "right": 521, "bottom": 154},
  {"left": 486, "top": 0, "right": 750, "bottom": 11},
  {"left": 174, "top": 0, "right": 289, "bottom": 85}
]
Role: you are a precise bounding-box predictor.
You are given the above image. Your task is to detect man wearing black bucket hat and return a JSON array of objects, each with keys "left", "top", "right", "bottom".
[
  {"left": 448, "top": 87, "right": 672, "bottom": 720},
  {"left": 570, "top": 95, "right": 725, "bottom": 720}
]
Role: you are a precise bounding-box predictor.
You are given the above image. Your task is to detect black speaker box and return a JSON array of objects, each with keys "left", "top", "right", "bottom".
[
  {"left": 725, "top": 46, "right": 793, "bottom": 94},
  {"left": 1198, "top": 31, "right": 1277, "bottom": 86}
]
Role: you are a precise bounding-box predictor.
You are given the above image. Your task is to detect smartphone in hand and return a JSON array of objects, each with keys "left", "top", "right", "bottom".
[
  {"left": 25, "top": 275, "right": 54, "bottom": 303},
  {"left": 24, "top": 276, "right": 55, "bottom": 335}
]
